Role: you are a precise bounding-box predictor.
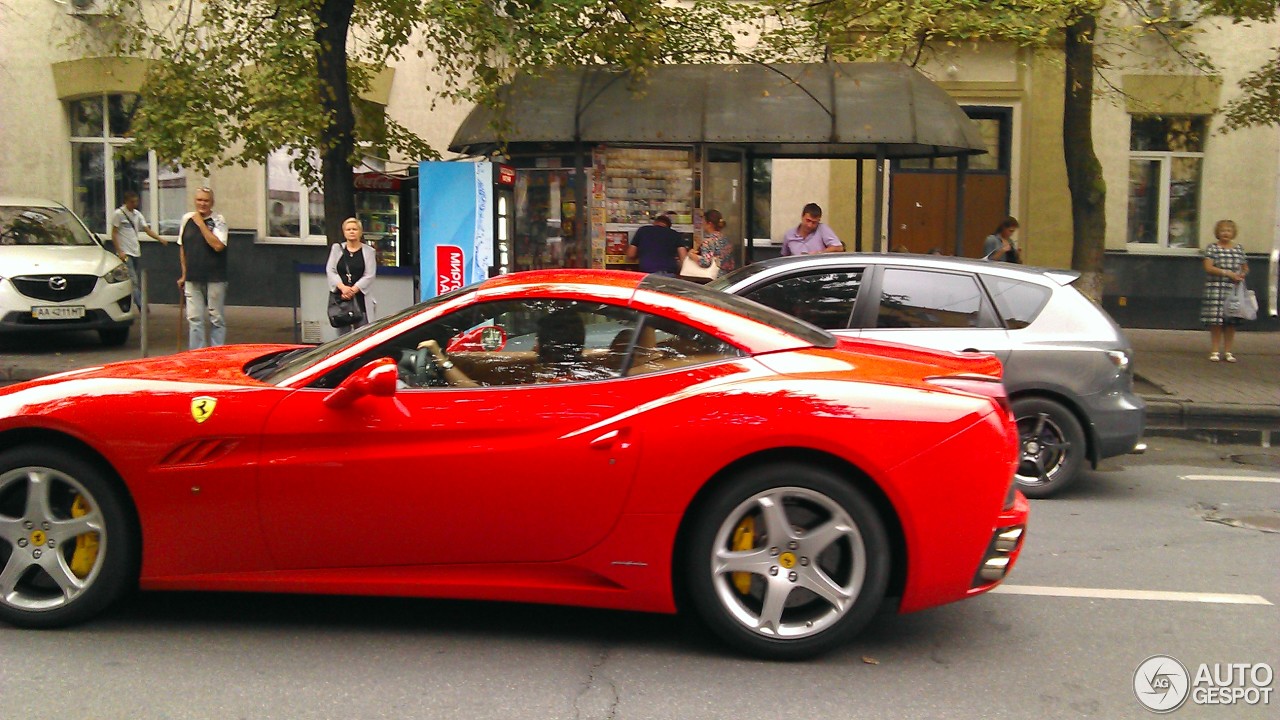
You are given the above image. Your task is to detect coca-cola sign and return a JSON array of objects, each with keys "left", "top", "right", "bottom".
[
  {"left": 436, "top": 245, "right": 465, "bottom": 295},
  {"left": 354, "top": 172, "right": 402, "bottom": 191},
  {"left": 497, "top": 164, "right": 516, "bottom": 186}
]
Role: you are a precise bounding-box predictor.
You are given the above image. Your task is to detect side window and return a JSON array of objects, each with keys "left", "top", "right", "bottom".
[
  {"left": 875, "top": 269, "right": 997, "bottom": 329},
  {"left": 313, "top": 299, "right": 643, "bottom": 389},
  {"left": 626, "top": 312, "right": 744, "bottom": 378},
  {"left": 981, "top": 275, "right": 1051, "bottom": 329},
  {"left": 743, "top": 270, "right": 864, "bottom": 330}
]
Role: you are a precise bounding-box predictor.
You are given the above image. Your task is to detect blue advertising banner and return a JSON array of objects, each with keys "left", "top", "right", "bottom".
[{"left": 418, "top": 161, "right": 494, "bottom": 300}]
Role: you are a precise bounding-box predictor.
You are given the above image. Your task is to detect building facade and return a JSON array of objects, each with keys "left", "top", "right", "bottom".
[{"left": 2, "top": 1, "right": 1275, "bottom": 327}]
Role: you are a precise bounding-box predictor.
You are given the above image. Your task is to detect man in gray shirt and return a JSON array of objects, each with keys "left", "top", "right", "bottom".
[{"left": 111, "top": 190, "right": 169, "bottom": 308}]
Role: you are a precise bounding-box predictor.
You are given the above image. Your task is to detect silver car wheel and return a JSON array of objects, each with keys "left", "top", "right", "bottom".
[
  {"left": 0, "top": 465, "right": 107, "bottom": 613},
  {"left": 709, "top": 486, "right": 867, "bottom": 640}
]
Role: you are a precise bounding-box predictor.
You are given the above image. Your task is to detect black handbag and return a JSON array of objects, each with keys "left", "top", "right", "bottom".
[{"left": 327, "top": 290, "right": 361, "bottom": 328}]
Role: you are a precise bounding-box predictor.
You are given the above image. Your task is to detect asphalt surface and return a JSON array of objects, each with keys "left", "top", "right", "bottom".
[{"left": 1, "top": 303, "right": 1278, "bottom": 426}]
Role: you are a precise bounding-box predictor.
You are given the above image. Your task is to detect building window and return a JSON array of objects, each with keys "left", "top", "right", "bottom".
[
  {"left": 1127, "top": 115, "right": 1206, "bottom": 249},
  {"left": 68, "top": 94, "right": 188, "bottom": 236},
  {"left": 266, "top": 150, "right": 326, "bottom": 243}
]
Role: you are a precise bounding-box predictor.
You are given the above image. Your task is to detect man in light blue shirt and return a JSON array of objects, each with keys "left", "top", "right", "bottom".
[{"left": 781, "top": 203, "right": 844, "bottom": 255}]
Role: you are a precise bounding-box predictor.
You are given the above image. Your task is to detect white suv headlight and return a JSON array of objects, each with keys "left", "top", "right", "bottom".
[{"left": 104, "top": 263, "right": 130, "bottom": 284}]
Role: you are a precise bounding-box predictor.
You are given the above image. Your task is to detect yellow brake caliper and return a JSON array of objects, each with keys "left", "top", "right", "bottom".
[
  {"left": 69, "top": 494, "right": 100, "bottom": 579},
  {"left": 730, "top": 516, "right": 756, "bottom": 594}
]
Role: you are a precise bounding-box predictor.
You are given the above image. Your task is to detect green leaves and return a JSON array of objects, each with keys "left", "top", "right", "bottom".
[
  {"left": 91, "top": 0, "right": 763, "bottom": 189},
  {"left": 756, "top": 0, "right": 1101, "bottom": 63}
]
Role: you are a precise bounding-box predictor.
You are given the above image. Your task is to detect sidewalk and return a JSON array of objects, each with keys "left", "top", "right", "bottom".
[
  {"left": 1125, "top": 328, "right": 1280, "bottom": 425},
  {"left": 2, "top": 304, "right": 1278, "bottom": 425}
]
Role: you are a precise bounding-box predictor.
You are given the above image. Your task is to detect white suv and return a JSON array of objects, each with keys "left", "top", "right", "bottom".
[{"left": 0, "top": 197, "right": 136, "bottom": 346}]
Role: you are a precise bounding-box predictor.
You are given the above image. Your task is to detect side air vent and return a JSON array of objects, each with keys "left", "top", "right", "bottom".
[{"left": 159, "top": 438, "right": 242, "bottom": 466}]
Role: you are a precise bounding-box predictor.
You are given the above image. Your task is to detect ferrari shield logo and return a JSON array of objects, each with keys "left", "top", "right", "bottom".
[{"left": 190, "top": 396, "right": 217, "bottom": 424}]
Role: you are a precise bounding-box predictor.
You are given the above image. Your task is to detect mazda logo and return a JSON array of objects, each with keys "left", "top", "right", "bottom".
[{"left": 49, "top": 276, "right": 68, "bottom": 291}]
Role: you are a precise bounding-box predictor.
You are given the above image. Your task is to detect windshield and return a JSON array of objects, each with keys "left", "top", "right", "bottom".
[
  {"left": 257, "top": 284, "right": 476, "bottom": 384},
  {"left": 639, "top": 274, "right": 836, "bottom": 348},
  {"left": 0, "top": 204, "right": 100, "bottom": 247}
]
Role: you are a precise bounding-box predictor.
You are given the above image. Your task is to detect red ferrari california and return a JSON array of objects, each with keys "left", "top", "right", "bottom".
[{"left": 0, "top": 270, "right": 1027, "bottom": 659}]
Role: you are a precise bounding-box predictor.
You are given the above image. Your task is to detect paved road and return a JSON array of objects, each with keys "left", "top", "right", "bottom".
[{"left": 1, "top": 436, "right": 1275, "bottom": 719}]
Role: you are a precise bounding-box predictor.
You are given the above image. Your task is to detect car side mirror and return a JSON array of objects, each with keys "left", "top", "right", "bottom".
[
  {"left": 323, "top": 357, "right": 398, "bottom": 409},
  {"left": 447, "top": 324, "right": 506, "bottom": 352}
]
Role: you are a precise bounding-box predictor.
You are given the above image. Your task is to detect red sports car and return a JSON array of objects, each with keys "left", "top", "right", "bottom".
[{"left": 0, "top": 270, "right": 1027, "bottom": 659}]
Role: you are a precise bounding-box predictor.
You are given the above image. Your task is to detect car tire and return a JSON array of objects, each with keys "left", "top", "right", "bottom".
[
  {"left": 1012, "top": 397, "right": 1086, "bottom": 498},
  {"left": 684, "top": 465, "right": 890, "bottom": 660},
  {"left": 98, "top": 327, "right": 129, "bottom": 347},
  {"left": 0, "top": 447, "right": 137, "bottom": 628}
]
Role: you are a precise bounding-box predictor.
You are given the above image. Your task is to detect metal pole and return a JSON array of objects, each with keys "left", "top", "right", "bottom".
[
  {"left": 855, "top": 159, "right": 864, "bottom": 253},
  {"left": 139, "top": 269, "right": 148, "bottom": 358},
  {"left": 954, "top": 154, "right": 969, "bottom": 257},
  {"left": 873, "top": 149, "right": 886, "bottom": 252}
]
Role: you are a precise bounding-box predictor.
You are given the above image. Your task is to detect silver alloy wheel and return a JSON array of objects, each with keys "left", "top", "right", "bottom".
[
  {"left": 0, "top": 465, "right": 107, "bottom": 612},
  {"left": 1017, "top": 412, "right": 1069, "bottom": 487},
  {"left": 709, "top": 486, "right": 867, "bottom": 640}
]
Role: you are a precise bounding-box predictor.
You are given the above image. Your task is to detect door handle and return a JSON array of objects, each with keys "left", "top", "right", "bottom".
[{"left": 589, "top": 428, "right": 631, "bottom": 450}]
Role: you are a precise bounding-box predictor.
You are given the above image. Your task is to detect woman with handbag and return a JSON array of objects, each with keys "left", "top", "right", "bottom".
[
  {"left": 684, "top": 209, "right": 735, "bottom": 281},
  {"left": 1200, "top": 218, "right": 1249, "bottom": 362},
  {"left": 326, "top": 217, "right": 377, "bottom": 335}
]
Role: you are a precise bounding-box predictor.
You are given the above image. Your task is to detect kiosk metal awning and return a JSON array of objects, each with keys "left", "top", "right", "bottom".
[{"left": 449, "top": 62, "right": 986, "bottom": 158}]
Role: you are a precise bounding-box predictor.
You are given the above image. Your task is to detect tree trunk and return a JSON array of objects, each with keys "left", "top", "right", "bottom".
[
  {"left": 1063, "top": 14, "right": 1107, "bottom": 302},
  {"left": 315, "top": 0, "right": 357, "bottom": 245}
]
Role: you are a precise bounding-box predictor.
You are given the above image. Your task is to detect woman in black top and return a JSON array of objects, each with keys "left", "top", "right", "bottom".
[{"left": 326, "top": 217, "right": 377, "bottom": 334}]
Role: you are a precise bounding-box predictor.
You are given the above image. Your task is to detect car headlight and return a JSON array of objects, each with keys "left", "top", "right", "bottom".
[{"left": 104, "top": 263, "right": 130, "bottom": 284}]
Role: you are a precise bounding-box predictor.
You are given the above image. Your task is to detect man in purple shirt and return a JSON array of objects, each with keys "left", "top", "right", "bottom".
[{"left": 781, "top": 203, "right": 845, "bottom": 256}]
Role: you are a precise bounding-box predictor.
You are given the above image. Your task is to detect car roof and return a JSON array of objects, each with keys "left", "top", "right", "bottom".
[
  {"left": 478, "top": 268, "right": 645, "bottom": 293},
  {"left": 735, "top": 252, "right": 1081, "bottom": 287},
  {"left": 0, "top": 197, "right": 69, "bottom": 209}
]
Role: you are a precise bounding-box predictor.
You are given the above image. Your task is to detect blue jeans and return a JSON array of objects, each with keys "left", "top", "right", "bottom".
[
  {"left": 185, "top": 280, "right": 227, "bottom": 348},
  {"left": 124, "top": 255, "right": 142, "bottom": 309}
]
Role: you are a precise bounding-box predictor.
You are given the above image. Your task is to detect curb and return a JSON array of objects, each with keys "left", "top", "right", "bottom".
[{"left": 1141, "top": 395, "right": 1280, "bottom": 426}]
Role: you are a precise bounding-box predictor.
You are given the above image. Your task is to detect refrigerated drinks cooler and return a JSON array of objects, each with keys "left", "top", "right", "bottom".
[
  {"left": 354, "top": 172, "right": 403, "bottom": 267},
  {"left": 418, "top": 161, "right": 515, "bottom": 300}
]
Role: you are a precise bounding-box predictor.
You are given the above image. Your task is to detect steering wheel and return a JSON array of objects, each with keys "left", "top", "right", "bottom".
[{"left": 410, "top": 341, "right": 449, "bottom": 387}]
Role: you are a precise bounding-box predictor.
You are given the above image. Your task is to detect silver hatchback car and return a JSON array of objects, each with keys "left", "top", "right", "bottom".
[{"left": 709, "top": 254, "right": 1146, "bottom": 498}]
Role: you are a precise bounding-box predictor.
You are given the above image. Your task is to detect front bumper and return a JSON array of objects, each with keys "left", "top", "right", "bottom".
[{"left": 0, "top": 282, "right": 136, "bottom": 333}]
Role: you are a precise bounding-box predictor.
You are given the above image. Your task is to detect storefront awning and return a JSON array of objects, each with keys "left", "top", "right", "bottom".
[{"left": 450, "top": 62, "right": 986, "bottom": 159}]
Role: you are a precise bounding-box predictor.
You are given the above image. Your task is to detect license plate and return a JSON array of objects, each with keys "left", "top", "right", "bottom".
[{"left": 32, "top": 305, "right": 86, "bottom": 320}]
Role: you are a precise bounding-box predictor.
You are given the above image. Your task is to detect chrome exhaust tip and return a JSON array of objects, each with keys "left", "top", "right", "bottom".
[
  {"left": 979, "top": 556, "right": 1010, "bottom": 582},
  {"left": 973, "top": 523, "right": 1026, "bottom": 587},
  {"left": 994, "top": 527, "right": 1024, "bottom": 553}
]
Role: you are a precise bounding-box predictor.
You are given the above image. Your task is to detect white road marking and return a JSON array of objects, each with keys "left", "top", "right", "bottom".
[
  {"left": 991, "top": 585, "right": 1273, "bottom": 605},
  {"left": 1179, "top": 474, "right": 1280, "bottom": 483}
]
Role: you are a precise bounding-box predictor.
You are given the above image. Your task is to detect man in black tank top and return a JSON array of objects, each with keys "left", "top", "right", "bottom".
[{"left": 177, "top": 187, "right": 230, "bottom": 348}]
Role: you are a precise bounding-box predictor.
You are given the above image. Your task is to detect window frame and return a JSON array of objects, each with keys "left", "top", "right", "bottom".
[
  {"left": 1125, "top": 115, "right": 1207, "bottom": 253},
  {"left": 67, "top": 94, "right": 186, "bottom": 240},
  {"left": 262, "top": 149, "right": 328, "bottom": 246}
]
